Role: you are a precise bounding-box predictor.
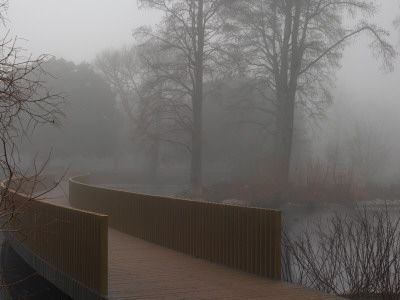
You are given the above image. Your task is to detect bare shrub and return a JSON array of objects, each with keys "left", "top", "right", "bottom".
[
  {"left": 233, "top": 158, "right": 357, "bottom": 206},
  {"left": 283, "top": 207, "right": 400, "bottom": 299},
  {"left": 0, "top": 2, "right": 65, "bottom": 296},
  {"left": 0, "top": 0, "right": 64, "bottom": 230}
]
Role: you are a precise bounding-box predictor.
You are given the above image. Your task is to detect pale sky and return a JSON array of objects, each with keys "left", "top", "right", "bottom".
[
  {"left": 7, "top": 1, "right": 399, "bottom": 70},
  {"left": 7, "top": 0, "right": 161, "bottom": 64}
]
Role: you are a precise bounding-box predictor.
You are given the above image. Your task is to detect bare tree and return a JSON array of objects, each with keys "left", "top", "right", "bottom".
[
  {"left": 135, "top": 0, "right": 231, "bottom": 197},
  {"left": 0, "top": 0, "right": 63, "bottom": 230},
  {"left": 283, "top": 207, "right": 400, "bottom": 299},
  {"left": 348, "top": 121, "right": 388, "bottom": 186},
  {"left": 95, "top": 45, "right": 148, "bottom": 172},
  {"left": 95, "top": 45, "right": 143, "bottom": 125},
  {"left": 224, "top": 0, "right": 396, "bottom": 201},
  {"left": 95, "top": 44, "right": 182, "bottom": 181}
]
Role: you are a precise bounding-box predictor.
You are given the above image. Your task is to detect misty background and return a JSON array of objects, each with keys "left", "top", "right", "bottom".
[
  {"left": 5, "top": 2, "right": 400, "bottom": 298},
  {"left": 7, "top": 0, "right": 400, "bottom": 196}
]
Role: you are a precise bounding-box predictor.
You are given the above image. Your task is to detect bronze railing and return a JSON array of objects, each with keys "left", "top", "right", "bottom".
[
  {"left": 70, "top": 174, "right": 281, "bottom": 280},
  {"left": 1, "top": 175, "right": 108, "bottom": 297}
]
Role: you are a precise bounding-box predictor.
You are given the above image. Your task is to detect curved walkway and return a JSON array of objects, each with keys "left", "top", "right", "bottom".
[{"left": 46, "top": 182, "right": 342, "bottom": 300}]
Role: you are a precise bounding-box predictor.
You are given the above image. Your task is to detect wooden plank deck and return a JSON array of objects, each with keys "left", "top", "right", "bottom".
[
  {"left": 107, "top": 228, "right": 342, "bottom": 300},
  {"left": 44, "top": 182, "right": 343, "bottom": 300}
]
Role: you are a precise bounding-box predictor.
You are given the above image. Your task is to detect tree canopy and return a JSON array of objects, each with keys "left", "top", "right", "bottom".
[
  {"left": 20, "top": 58, "right": 119, "bottom": 161},
  {"left": 222, "top": 0, "right": 396, "bottom": 198}
]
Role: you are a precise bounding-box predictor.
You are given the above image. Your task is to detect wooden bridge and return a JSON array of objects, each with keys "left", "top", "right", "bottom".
[{"left": 2, "top": 174, "right": 343, "bottom": 299}]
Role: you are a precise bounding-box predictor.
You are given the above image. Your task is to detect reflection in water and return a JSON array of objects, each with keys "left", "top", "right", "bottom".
[{"left": 0, "top": 241, "right": 72, "bottom": 300}]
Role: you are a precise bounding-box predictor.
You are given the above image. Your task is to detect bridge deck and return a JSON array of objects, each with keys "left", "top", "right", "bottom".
[{"left": 44, "top": 183, "right": 342, "bottom": 300}]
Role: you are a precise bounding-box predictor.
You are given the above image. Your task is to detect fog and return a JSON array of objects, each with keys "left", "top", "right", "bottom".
[
  {"left": 5, "top": 2, "right": 400, "bottom": 297},
  {"left": 6, "top": 0, "right": 400, "bottom": 201}
]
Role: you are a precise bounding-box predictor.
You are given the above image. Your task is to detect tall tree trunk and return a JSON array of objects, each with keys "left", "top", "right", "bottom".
[
  {"left": 272, "top": 1, "right": 301, "bottom": 203},
  {"left": 190, "top": 97, "right": 202, "bottom": 196},
  {"left": 189, "top": 0, "right": 204, "bottom": 197},
  {"left": 147, "top": 139, "right": 160, "bottom": 184},
  {"left": 274, "top": 91, "right": 295, "bottom": 201},
  {"left": 272, "top": 1, "right": 294, "bottom": 202},
  {"left": 147, "top": 108, "right": 162, "bottom": 184}
]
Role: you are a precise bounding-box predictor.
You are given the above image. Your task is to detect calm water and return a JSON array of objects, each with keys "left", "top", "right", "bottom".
[{"left": 0, "top": 237, "right": 71, "bottom": 300}]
